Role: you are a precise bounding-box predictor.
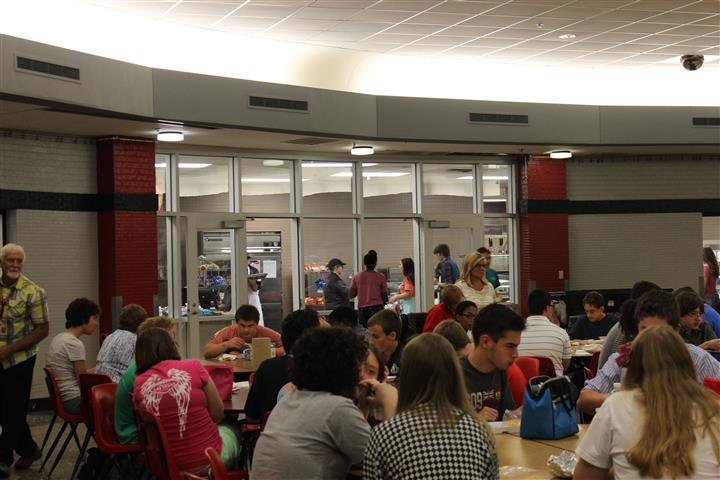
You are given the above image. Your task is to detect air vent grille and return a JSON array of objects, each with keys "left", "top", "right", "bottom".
[
  {"left": 284, "top": 137, "right": 337, "bottom": 145},
  {"left": 693, "top": 117, "right": 720, "bottom": 126},
  {"left": 469, "top": 112, "right": 528, "bottom": 124},
  {"left": 249, "top": 96, "right": 308, "bottom": 112},
  {"left": 16, "top": 56, "right": 80, "bottom": 81}
]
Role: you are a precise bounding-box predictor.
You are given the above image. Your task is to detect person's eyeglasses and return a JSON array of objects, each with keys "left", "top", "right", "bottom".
[
  {"left": 686, "top": 310, "right": 703, "bottom": 318},
  {"left": 473, "top": 263, "right": 488, "bottom": 269}
]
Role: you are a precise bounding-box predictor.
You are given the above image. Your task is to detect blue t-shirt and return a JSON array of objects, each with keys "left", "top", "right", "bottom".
[
  {"left": 704, "top": 304, "right": 720, "bottom": 338},
  {"left": 437, "top": 258, "right": 459, "bottom": 284}
]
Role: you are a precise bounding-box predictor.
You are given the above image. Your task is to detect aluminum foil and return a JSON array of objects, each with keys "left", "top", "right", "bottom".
[{"left": 547, "top": 450, "right": 577, "bottom": 478}]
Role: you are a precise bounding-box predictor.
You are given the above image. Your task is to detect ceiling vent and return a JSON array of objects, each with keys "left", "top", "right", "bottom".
[
  {"left": 16, "top": 56, "right": 80, "bottom": 81},
  {"left": 284, "top": 137, "right": 337, "bottom": 145},
  {"left": 468, "top": 112, "right": 528, "bottom": 125},
  {"left": 249, "top": 96, "right": 308, "bottom": 113},
  {"left": 692, "top": 117, "right": 720, "bottom": 127}
]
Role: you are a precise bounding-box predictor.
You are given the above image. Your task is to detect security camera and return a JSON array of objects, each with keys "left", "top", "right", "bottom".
[{"left": 681, "top": 53, "right": 704, "bottom": 71}]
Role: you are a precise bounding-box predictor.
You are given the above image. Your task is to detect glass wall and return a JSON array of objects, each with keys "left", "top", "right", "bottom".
[
  {"left": 157, "top": 154, "right": 518, "bottom": 330},
  {"left": 422, "top": 163, "right": 474, "bottom": 214},
  {"left": 301, "top": 162, "right": 353, "bottom": 214},
  {"left": 482, "top": 164, "right": 511, "bottom": 214},
  {"left": 178, "top": 155, "right": 232, "bottom": 212},
  {"left": 242, "top": 158, "right": 292, "bottom": 213},
  {"left": 363, "top": 163, "right": 414, "bottom": 214}
]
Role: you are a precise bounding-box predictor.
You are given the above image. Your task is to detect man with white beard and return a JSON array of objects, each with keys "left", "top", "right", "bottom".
[{"left": 0, "top": 244, "right": 49, "bottom": 477}]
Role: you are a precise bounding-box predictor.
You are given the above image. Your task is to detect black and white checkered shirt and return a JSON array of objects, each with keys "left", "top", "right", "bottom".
[{"left": 363, "top": 403, "right": 499, "bottom": 480}]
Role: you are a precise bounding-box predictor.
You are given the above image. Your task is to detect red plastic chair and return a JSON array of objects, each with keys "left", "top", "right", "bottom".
[
  {"left": 704, "top": 377, "right": 720, "bottom": 396},
  {"left": 514, "top": 356, "right": 540, "bottom": 380},
  {"left": 529, "top": 356, "right": 557, "bottom": 377},
  {"left": 40, "top": 367, "right": 83, "bottom": 478},
  {"left": 136, "top": 408, "right": 193, "bottom": 480},
  {"left": 90, "top": 384, "right": 143, "bottom": 477},
  {"left": 589, "top": 351, "right": 600, "bottom": 376},
  {"left": 70, "top": 373, "right": 113, "bottom": 480},
  {"left": 205, "top": 447, "right": 249, "bottom": 480}
]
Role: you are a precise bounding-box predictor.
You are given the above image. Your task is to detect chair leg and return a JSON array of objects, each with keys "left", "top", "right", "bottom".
[
  {"left": 41, "top": 413, "right": 58, "bottom": 452},
  {"left": 41, "top": 421, "right": 69, "bottom": 471},
  {"left": 69, "top": 428, "right": 92, "bottom": 480},
  {"left": 48, "top": 423, "right": 78, "bottom": 477},
  {"left": 71, "top": 425, "right": 83, "bottom": 451}
]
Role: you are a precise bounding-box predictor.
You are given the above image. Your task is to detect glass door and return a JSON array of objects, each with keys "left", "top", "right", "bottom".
[
  {"left": 419, "top": 215, "right": 485, "bottom": 312},
  {"left": 184, "top": 213, "right": 247, "bottom": 360}
]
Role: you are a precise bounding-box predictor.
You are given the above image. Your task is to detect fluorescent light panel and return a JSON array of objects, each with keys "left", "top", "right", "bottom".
[
  {"left": 154, "top": 162, "right": 210, "bottom": 169},
  {"left": 457, "top": 175, "right": 509, "bottom": 180},
  {"left": 301, "top": 162, "right": 378, "bottom": 168},
  {"left": 332, "top": 171, "right": 409, "bottom": 178}
]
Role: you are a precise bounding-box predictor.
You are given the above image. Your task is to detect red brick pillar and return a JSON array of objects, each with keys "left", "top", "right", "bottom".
[
  {"left": 518, "top": 156, "right": 569, "bottom": 316},
  {"left": 97, "top": 137, "right": 157, "bottom": 336}
]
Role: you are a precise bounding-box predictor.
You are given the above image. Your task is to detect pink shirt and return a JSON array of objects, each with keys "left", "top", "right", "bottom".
[
  {"left": 351, "top": 270, "right": 388, "bottom": 308},
  {"left": 400, "top": 277, "right": 415, "bottom": 297},
  {"left": 134, "top": 359, "right": 221, "bottom": 472},
  {"left": 704, "top": 263, "right": 718, "bottom": 296}
]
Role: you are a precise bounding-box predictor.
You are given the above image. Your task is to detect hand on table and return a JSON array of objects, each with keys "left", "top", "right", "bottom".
[
  {"left": 224, "top": 337, "right": 246, "bottom": 352},
  {"left": 479, "top": 406, "right": 499, "bottom": 422}
]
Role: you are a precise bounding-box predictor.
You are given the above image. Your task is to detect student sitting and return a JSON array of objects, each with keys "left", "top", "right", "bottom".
[
  {"left": 577, "top": 289, "right": 720, "bottom": 415},
  {"left": 676, "top": 290, "right": 720, "bottom": 351},
  {"left": 569, "top": 291, "right": 618, "bottom": 340},
  {"left": 434, "top": 319, "right": 473, "bottom": 358},
  {"left": 367, "top": 309, "right": 404, "bottom": 376},
  {"left": 518, "top": 289, "right": 572, "bottom": 376},
  {"left": 575, "top": 325, "right": 720, "bottom": 479},
  {"left": 46, "top": 298, "right": 100, "bottom": 415},
  {"left": 454, "top": 300, "right": 478, "bottom": 332},
  {"left": 244, "top": 309, "right": 320, "bottom": 422},
  {"left": 598, "top": 281, "right": 660, "bottom": 369},
  {"left": 114, "top": 316, "right": 175, "bottom": 445},
  {"left": 203, "top": 304, "right": 283, "bottom": 359},
  {"left": 676, "top": 286, "right": 720, "bottom": 337},
  {"left": 423, "top": 285, "right": 465, "bottom": 333},
  {"left": 252, "top": 328, "right": 373, "bottom": 479},
  {"left": 95, "top": 304, "right": 146, "bottom": 382},
  {"left": 328, "top": 305, "right": 368, "bottom": 338},
  {"left": 363, "top": 334, "right": 499, "bottom": 480},
  {"left": 356, "top": 344, "right": 397, "bottom": 426},
  {"left": 134, "top": 328, "right": 241, "bottom": 474},
  {"left": 461, "top": 303, "right": 526, "bottom": 422}
]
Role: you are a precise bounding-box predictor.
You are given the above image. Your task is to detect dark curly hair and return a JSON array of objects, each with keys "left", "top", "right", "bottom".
[{"left": 289, "top": 327, "right": 368, "bottom": 398}]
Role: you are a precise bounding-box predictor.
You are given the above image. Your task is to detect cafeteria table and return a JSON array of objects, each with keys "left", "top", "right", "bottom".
[
  {"left": 201, "top": 357, "right": 257, "bottom": 381},
  {"left": 224, "top": 383, "right": 250, "bottom": 415}
]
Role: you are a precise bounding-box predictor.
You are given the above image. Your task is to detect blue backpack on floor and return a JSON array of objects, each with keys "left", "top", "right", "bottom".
[{"left": 520, "top": 375, "right": 579, "bottom": 440}]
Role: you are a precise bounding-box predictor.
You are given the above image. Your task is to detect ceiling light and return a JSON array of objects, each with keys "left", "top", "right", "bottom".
[
  {"left": 558, "top": 33, "right": 577, "bottom": 40},
  {"left": 156, "top": 129, "right": 184, "bottom": 142},
  {"left": 550, "top": 151, "right": 572, "bottom": 159},
  {"left": 179, "top": 163, "right": 210, "bottom": 169},
  {"left": 301, "top": 162, "right": 379, "bottom": 168},
  {"left": 457, "top": 176, "right": 473, "bottom": 180},
  {"left": 351, "top": 145, "right": 374, "bottom": 156},
  {"left": 241, "top": 178, "right": 291, "bottom": 183},
  {"left": 262, "top": 159, "right": 285, "bottom": 167},
  {"left": 483, "top": 198, "right": 507, "bottom": 203},
  {"left": 155, "top": 163, "right": 167, "bottom": 168},
  {"left": 483, "top": 175, "right": 509, "bottom": 180},
  {"left": 331, "top": 171, "right": 409, "bottom": 178}
]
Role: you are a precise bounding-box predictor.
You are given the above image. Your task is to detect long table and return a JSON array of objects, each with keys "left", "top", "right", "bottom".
[
  {"left": 223, "top": 385, "right": 250, "bottom": 415},
  {"left": 496, "top": 425, "right": 586, "bottom": 479}
]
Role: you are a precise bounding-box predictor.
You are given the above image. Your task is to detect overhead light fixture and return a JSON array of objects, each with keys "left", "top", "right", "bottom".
[
  {"left": 301, "top": 162, "right": 378, "bottom": 168},
  {"left": 242, "top": 178, "right": 291, "bottom": 183},
  {"left": 262, "top": 159, "right": 285, "bottom": 167},
  {"left": 550, "top": 151, "right": 572, "bottom": 159},
  {"left": 457, "top": 175, "right": 510, "bottom": 180},
  {"left": 155, "top": 162, "right": 167, "bottom": 168},
  {"left": 558, "top": 33, "right": 577, "bottom": 40},
  {"left": 332, "top": 171, "right": 408, "bottom": 178},
  {"left": 154, "top": 162, "right": 211, "bottom": 168},
  {"left": 156, "top": 128, "right": 184, "bottom": 142},
  {"left": 350, "top": 145, "right": 374, "bottom": 156}
]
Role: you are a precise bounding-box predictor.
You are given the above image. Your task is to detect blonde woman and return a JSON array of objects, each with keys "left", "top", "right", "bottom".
[
  {"left": 576, "top": 325, "right": 720, "bottom": 479},
  {"left": 363, "top": 334, "right": 499, "bottom": 480},
  {"left": 455, "top": 252, "right": 496, "bottom": 309}
]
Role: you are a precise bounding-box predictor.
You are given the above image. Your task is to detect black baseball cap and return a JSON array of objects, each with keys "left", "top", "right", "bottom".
[{"left": 327, "top": 258, "right": 346, "bottom": 270}]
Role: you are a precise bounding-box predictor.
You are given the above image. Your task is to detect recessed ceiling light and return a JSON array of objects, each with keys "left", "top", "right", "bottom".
[
  {"left": 262, "top": 159, "right": 285, "bottom": 167},
  {"left": 301, "top": 162, "right": 378, "bottom": 168},
  {"left": 155, "top": 163, "right": 167, "bottom": 168},
  {"left": 351, "top": 145, "right": 374, "bottom": 156},
  {"left": 331, "top": 171, "right": 409, "bottom": 178},
  {"left": 179, "top": 163, "right": 210, "bottom": 169},
  {"left": 558, "top": 33, "right": 577, "bottom": 40},
  {"left": 536, "top": 23, "right": 544, "bottom": 28},
  {"left": 156, "top": 129, "right": 184, "bottom": 142},
  {"left": 550, "top": 150, "right": 572, "bottom": 159}
]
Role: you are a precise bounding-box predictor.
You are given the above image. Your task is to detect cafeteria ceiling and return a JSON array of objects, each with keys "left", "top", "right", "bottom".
[{"left": 1, "top": 0, "right": 719, "bottom": 106}]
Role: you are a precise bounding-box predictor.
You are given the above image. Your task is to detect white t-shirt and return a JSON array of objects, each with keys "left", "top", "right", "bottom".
[
  {"left": 577, "top": 390, "right": 720, "bottom": 479},
  {"left": 46, "top": 332, "right": 86, "bottom": 402},
  {"left": 517, "top": 315, "right": 571, "bottom": 376}
]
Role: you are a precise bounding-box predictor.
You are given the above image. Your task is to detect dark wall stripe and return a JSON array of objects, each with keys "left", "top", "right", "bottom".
[
  {"left": 0, "top": 189, "right": 157, "bottom": 212},
  {"left": 522, "top": 198, "right": 720, "bottom": 216}
]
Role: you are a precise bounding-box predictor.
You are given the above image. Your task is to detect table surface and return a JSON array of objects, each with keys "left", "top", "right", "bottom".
[
  {"left": 496, "top": 425, "right": 586, "bottom": 479},
  {"left": 223, "top": 385, "right": 249, "bottom": 414},
  {"left": 571, "top": 339, "right": 603, "bottom": 358},
  {"left": 201, "top": 357, "right": 257, "bottom": 373}
]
